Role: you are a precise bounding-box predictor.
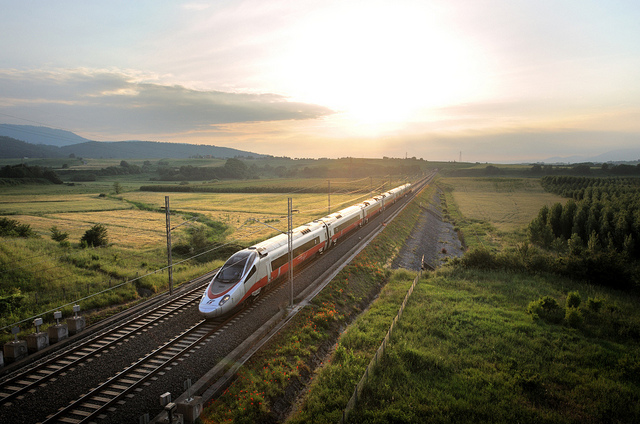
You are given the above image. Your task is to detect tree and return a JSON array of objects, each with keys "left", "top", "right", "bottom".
[
  {"left": 81, "top": 224, "right": 109, "bottom": 247},
  {"left": 50, "top": 226, "right": 69, "bottom": 242},
  {"left": 113, "top": 181, "right": 123, "bottom": 194},
  {"left": 0, "top": 217, "right": 34, "bottom": 238},
  {"left": 549, "top": 203, "right": 563, "bottom": 238},
  {"left": 223, "top": 158, "right": 248, "bottom": 179}
]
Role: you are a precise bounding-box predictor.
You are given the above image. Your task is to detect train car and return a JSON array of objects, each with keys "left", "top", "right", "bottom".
[
  {"left": 387, "top": 183, "right": 411, "bottom": 202},
  {"left": 199, "top": 182, "right": 411, "bottom": 318},
  {"left": 358, "top": 196, "right": 382, "bottom": 224},
  {"left": 323, "top": 204, "right": 364, "bottom": 247},
  {"left": 199, "top": 220, "right": 329, "bottom": 318}
]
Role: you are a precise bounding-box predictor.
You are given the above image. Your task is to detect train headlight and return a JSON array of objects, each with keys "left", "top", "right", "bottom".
[{"left": 219, "top": 295, "right": 231, "bottom": 306}]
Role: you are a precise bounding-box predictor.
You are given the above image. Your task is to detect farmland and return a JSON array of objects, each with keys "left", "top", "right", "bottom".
[
  {"left": 0, "top": 156, "right": 427, "bottom": 342},
  {"left": 439, "top": 177, "right": 565, "bottom": 250}
]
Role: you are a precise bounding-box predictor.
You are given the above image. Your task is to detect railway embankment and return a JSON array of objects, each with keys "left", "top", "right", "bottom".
[{"left": 200, "top": 180, "right": 453, "bottom": 423}]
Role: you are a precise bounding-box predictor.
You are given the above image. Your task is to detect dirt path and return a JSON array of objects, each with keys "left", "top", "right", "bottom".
[{"left": 392, "top": 187, "right": 464, "bottom": 271}]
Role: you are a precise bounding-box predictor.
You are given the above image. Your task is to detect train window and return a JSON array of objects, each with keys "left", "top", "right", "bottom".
[
  {"left": 216, "top": 250, "right": 256, "bottom": 284},
  {"left": 245, "top": 265, "right": 257, "bottom": 283}
]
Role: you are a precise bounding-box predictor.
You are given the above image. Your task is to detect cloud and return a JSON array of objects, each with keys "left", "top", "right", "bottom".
[
  {"left": 0, "top": 68, "right": 333, "bottom": 136},
  {"left": 182, "top": 3, "right": 211, "bottom": 11}
]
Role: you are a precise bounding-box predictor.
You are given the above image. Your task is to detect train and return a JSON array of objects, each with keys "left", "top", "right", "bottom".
[{"left": 198, "top": 183, "right": 412, "bottom": 317}]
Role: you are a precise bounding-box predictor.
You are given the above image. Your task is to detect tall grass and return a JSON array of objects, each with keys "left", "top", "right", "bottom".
[
  {"left": 345, "top": 267, "right": 640, "bottom": 423},
  {"left": 201, "top": 184, "right": 438, "bottom": 423},
  {"left": 0, "top": 234, "right": 224, "bottom": 343}
]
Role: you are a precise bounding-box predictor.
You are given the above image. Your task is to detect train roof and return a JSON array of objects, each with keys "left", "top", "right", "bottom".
[{"left": 249, "top": 220, "right": 326, "bottom": 256}]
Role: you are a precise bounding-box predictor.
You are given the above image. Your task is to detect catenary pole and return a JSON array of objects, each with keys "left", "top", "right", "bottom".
[{"left": 165, "top": 196, "right": 173, "bottom": 296}]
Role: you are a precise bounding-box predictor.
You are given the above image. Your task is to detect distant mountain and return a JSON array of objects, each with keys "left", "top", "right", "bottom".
[
  {"left": 0, "top": 124, "right": 90, "bottom": 147},
  {"left": 0, "top": 125, "right": 268, "bottom": 159},
  {"left": 589, "top": 148, "right": 640, "bottom": 163},
  {"left": 0, "top": 136, "right": 267, "bottom": 159},
  {"left": 542, "top": 148, "right": 640, "bottom": 164},
  {"left": 0, "top": 136, "right": 63, "bottom": 158},
  {"left": 56, "top": 140, "right": 267, "bottom": 159}
]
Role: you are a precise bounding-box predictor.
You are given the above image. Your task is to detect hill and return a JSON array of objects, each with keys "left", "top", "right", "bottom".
[
  {"left": 0, "top": 124, "right": 89, "bottom": 147},
  {"left": 0, "top": 136, "right": 63, "bottom": 158},
  {"left": 0, "top": 136, "right": 268, "bottom": 160}
]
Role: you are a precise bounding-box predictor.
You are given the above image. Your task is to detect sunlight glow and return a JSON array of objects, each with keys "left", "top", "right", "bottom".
[{"left": 276, "top": 2, "right": 491, "bottom": 127}]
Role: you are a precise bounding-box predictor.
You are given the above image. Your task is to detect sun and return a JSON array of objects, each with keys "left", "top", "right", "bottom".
[{"left": 274, "top": 1, "right": 489, "bottom": 128}]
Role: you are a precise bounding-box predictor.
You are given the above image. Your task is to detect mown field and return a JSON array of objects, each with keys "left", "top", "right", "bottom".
[
  {"left": 0, "top": 173, "right": 415, "bottom": 343},
  {"left": 198, "top": 173, "right": 639, "bottom": 424},
  {"left": 439, "top": 177, "right": 565, "bottom": 250}
]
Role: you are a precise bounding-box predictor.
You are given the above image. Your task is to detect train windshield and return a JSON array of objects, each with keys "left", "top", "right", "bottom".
[{"left": 215, "top": 250, "right": 256, "bottom": 284}]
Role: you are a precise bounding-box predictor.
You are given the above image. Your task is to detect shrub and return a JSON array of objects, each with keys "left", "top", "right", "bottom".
[
  {"left": 566, "top": 291, "right": 581, "bottom": 308},
  {"left": 50, "top": 226, "right": 69, "bottom": 242},
  {"left": 586, "top": 297, "right": 604, "bottom": 313},
  {"left": 460, "top": 246, "right": 497, "bottom": 270},
  {"left": 565, "top": 307, "right": 583, "bottom": 328},
  {"left": 81, "top": 224, "right": 109, "bottom": 247},
  {"left": 0, "top": 217, "right": 35, "bottom": 237},
  {"left": 527, "top": 295, "right": 564, "bottom": 324}
]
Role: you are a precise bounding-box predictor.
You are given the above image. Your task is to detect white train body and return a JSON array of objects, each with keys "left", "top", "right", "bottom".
[{"left": 199, "top": 183, "right": 411, "bottom": 318}]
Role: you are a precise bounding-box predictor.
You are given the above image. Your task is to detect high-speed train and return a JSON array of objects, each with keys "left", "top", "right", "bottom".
[{"left": 199, "top": 183, "right": 412, "bottom": 317}]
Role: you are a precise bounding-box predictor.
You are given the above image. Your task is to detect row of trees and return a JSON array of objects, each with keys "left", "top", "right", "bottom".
[
  {"left": 530, "top": 177, "right": 640, "bottom": 256},
  {"left": 527, "top": 176, "right": 640, "bottom": 289},
  {"left": 155, "top": 158, "right": 425, "bottom": 182},
  {"left": 65, "top": 160, "right": 147, "bottom": 182},
  {"left": 540, "top": 175, "right": 640, "bottom": 200},
  {"left": 0, "top": 164, "right": 62, "bottom": 184},
  {"left": 156, "top": 158, "right": 250, "bottom": 181},
  {"left": 1, "top": 216, "right": 108, "bottom": 248}
]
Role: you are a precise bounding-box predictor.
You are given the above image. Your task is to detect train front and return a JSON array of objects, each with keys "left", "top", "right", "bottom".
[{"left": 199, "top": 249, "right": 257, "bottom": 318}]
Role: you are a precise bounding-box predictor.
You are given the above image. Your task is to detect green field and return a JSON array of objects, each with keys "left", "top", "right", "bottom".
[
  {"left": 344, "top": 268, "right": 640, "bottom": 424},
  {"left": 198, "top": 172, "right": 640, "bottom": 424},
  {"left": 439, "top": 177, "right": 565, "bottom": 250},
  {"left": 0, "top": 167, "right": 423, "bottom": 342}
]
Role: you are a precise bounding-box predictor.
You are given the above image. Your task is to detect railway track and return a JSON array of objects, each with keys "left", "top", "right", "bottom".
[
  {"left": 38, "top": 315, "right": 232, "bottom": 424},
  {"left": 0, "top": 173, "right": 436, "bottom": 423},
  {"left": 0, "top": 272, "right": 214, "bottom": 407}
]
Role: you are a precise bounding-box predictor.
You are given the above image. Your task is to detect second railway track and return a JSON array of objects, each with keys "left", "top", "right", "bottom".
[{"left": 0, "top": 173, "right": 435, "bottom": 424}]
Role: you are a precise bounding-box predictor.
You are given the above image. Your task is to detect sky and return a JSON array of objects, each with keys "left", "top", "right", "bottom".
[{"left": 1, "top": 0, "right": 639, "bottom": 162}]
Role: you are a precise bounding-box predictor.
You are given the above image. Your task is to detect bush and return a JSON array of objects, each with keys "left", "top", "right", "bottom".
[
  {"left": 527, "top": 295, "right": 564, "bottom": 324},
  {"left": 50, "top": 226, "right": 69, "bottom": 242},
  {"left": 460, "top": 246, "right": 497, "bottom": 270},
  {"left": 81, "top": 224, "right": 109, "bottom": 247},
  {"left": 586, "top": 297, "right": 604, "bottom": 313},
  {"left": 565, "top": 307, "right": 583, "bottom": 328},
  {"left": 566, "top": 291, "right": 581, "bottom": 308},
  {"left": 0, "top": 217, "right": 35, "bottom": 237}
]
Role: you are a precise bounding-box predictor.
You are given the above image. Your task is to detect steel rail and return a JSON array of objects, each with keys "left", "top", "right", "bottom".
[
  {"left": 39, "top": 311, "right": 239, "bottom": 424},
  {"left": 0, "top": 272, "right": 215, "bottom": 405}
]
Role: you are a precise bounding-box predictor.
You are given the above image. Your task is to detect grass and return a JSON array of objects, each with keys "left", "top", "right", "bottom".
[
  {"left": 439, "top": 177, "right": 565, "bottom": 250},
  {"left": 200, "top": 183, "right": 438, "bottom": 424},
  {"left": 0, "top": 175, "right": 422, "bottom": 345},
  {"left": 346, "top": 267, "right": 640, "bottom": 423},
  {"left": 0, "top": 178, "right": 388, "bottom": 248},
  {"left": 0, "top": 233, "right": 225, "bottom": 333}
]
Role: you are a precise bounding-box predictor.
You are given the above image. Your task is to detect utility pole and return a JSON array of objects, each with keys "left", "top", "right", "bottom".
[
  {"left": 288, "top": 198, "right": 293, "bottom": 308},
  {"left": 165, "top": 196, "right": 173, "bottom": 296}
]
